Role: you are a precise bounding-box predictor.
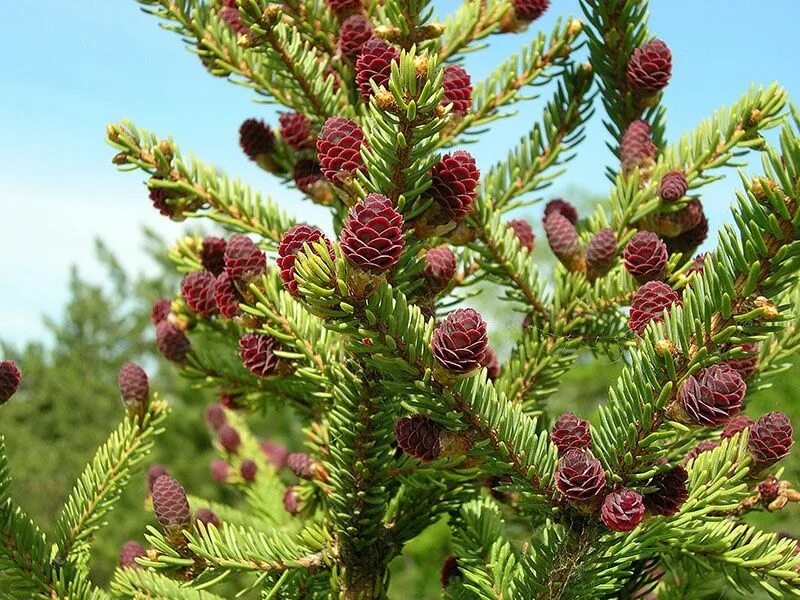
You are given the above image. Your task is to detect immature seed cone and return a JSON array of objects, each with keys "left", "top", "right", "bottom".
[
  {"left": 555, "top": 449, "right": 606, "bottom": 501},
  {"left": 721, "top": 415, "right": 755, "bottom": 439},
  {"left": 213, "top": 272, "right": 243, "bottom": 319},
  {"left": 507, "top": 219, "right": 535, "bottom": 251},
  {"left": 150, "top": 299, "right": 172, "bottom": 325},
  {"left": 659, "top": 170, "right": 688, "bottom": 203},
  {"left": 181, "top": 270, "right": 218, "bottom": 317},
  {"left": 394, "top": 415, "right": 444, "bottom": 462},
  {"left": 628, "top": 281, "right": 681, "bottom": 336},
  {"left": 586, "top": 228, "right": 618, "bottom": 274},
  {"left": 749, "top": 412, "right": 794, "bottom": 466},
  {"left": 338, "top": 14, "right": 373, "bottom": 59},
  {"left": 643, "top": 466, "right": 688, "bottom": 516},
  {"left": 0, "top": 360, "right": 21, "bottom": 404},
  {"left": 148, "top": 187, "right": 181, "bottom": 220},
  {"left": 218, "top": 424, "right": 241, "bottom": 453},
  {"left": 240, "top": 459, "right": 258, "bottom": 482},
  {"left": 544, "top": 212, "right": 582, "bottom": 269},
  {"left": 600, "top": 488, "right": 645, "bottom": 532},
  {"left": 685, "top": 440, "right": 719, "bottom": 464},
  {"left": 325, "top": 0, "right": 362, "bottom": 14},
  {"left": 118, "top": 362, "right": 149, "bottom": 414},
  {"left": 479, "top": 347, "right": 501, "bottom": 381},
  {"left": 293, "top": 159, "right": 326, "bottom": 194},
  {"left": 759, "top": 477, "right": 781, "bottom": 503},
  {"left": 239, "top": 333, "right": 280, "bottom": 378},
  {"left": 544, "top": 199, "right": 578, "bottom": 225},
  {"left": 210, "top": 459, "right": 230, "bottom": 483},
  {"left": 287, "top": 452, "right": 317, "bottom": 479},
  {"left": 724, "top": 343, "right": 760, "bottom": 380},
  {"left": 155, "top": 321, "right": 191, "bottom": 362},
  {"left": 623, "top": 231, "right": 668, "bottom": 283},
  {"left": 551, "top": 413, "right": 592, "bottom": 455},
  {"left": 678, "top": 364, "right": 746, "bottom": 426},
  {"left": 431, "top": 308, "right": 488, "bottom": 374},
  {"left": 261, "top": 441, "right": 290, "bottom": 468},
  {"left": 279, "top": 112, "right": 312, "bottom": 151},
  {"left": 429, "top": 151, "right": 479, "bottom": 221},
  {"left": 118, "top": 541, "right": 147, "bottom": 569},
  {"left": 316, "top": 117, "right": 366, "bottom": 182},
  {"left": 442, "top": 64, "right": 473, "bottom": 116},
  {"left": 224, "top": 234, "right": 266, "bottom": 283},
  {"left": 147, "top": 464, "right": 168, "bottom": 494},
  {"left": 283, "top": 485, "right": 300, "bottom": 516},
  {"left": 219, "top": 391, "right": 243, "bottom": 410},
  {"left": 620, "top": 120, "right": 657, "bottom": 174},
  {"left": 626, "top": 39, "right": 672, "bottom": 95},
  {"left": 205, "top": 404, "right": 226, "bottom": 430},
  {"left": 665, "top": 202, "right": 708, "bottom": 253},
  {"left": 195, "top": 508, "right": 221, "bottom": 528},
  {"left": 340, "top": 194, "right": 405, "bottom": 272},
  {"left": 219, "top": 5, "right": 249, "bottom": 35},
  {"left": 423, "top": 247, "right": 457, "bottom": 292},
  {"left": 152, "top": 475, "right": 191, "bottom": 530},
  {"left": 511, "top": 0, "right": 549, "bottom": 21},
  {"left": 200, "top": 236, "right": 227, "bottom": 276},
  {"left": 239, "top": 119, "right": 275, "bottom": 161},
  {"left": 355, "top": 38, "right": 399, "bottom": 99},
  {"left": 277, "top": 224, "right": 333, "bottom": 296}
]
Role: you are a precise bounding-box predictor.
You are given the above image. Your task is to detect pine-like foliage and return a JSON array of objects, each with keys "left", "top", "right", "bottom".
[{"left": 3, "top": 1, "right": 800, "bottom": 598}]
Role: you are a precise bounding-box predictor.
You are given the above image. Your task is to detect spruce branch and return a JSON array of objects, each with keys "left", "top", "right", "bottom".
[
  {"left": 0, "top": 500, "right": 53, "bottom": 600},
  {"left": 111, "top": 567, "right": 227, "bottom": 599},
  {"left": 437, "top": 0, "right": 510, "bottom": 62}
]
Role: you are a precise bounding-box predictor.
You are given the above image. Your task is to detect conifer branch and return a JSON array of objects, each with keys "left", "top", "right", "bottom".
[
  {"left": 437, "top": 0, "right": 510, "bottom": 62},
  {"left": 111, "top": 567, "right": 227, "bottom": 599}
]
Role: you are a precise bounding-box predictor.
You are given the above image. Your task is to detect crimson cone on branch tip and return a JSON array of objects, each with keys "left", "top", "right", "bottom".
[
  {"left": 118, "top": 541, "right": 146, "bottom": 569},
  {"left": 620, "top": 120, "right": 656, "bottom": 174},
  {"left": 600, "top": 488, "right": 645, "bottom": 532},
  {"left": 724, "top": 343, "right": 760, "bottom": 380},
  {"left": 155, "top": 321, "right": 191, "bottom": 362},
  {"left": 643, "top": 466, "right": 688, "bottom": 516},
  {"left": 626, "top": 39, "right": 672, "bottom": 95},
  {"left": 555, "top": 449, "right": 606, "bottom": 501},
  {"left": 685, "top": 440, "right": 719, "bottom": 464},
  {"left": 440, "top": 555, "right": 462, "bottom": 587},
  {"left": 628, "top": 280, "right": 681, "bottom": 336},
  {"left": 586, "top": 228, "right": 618, "bottom": 274},
  {"left": 423, "top": 247, "right": 457, "bottom": 292},
  {"left": 623, "top": 231, "right": 668, "bottom": 283},
  {"left": 239, "top": 333, "right": 280, "bottom": 378},
  {"left": 210, "top": 459, "right": 230, "bottom": 483},
  {"left": 442, "top": 64, "right": 473, "bottom": 116},
  {"left": 147, "top": 465, "right": 168, "bottom": 493},
  {"left": 240, "top": 459, "right": 258, "bottom": 482},
  {"left": 200, "top": 236, "right": 227, "bottom": 276},
  {"left": 293, "top": 159, "right": 325, "bottom": 194},
  {"left": 205, "top": 404, "right": 226, "bottom": 430},
  {"left": 195, "top": 508, "right": 220, "bottom": 528},
  {"left": 659, "top": 170, "right": 688, "bottom": 203},
  {"left": 0, "top": 360, "right": 21, "bottom": 404},
  {"left": 152, "top": 475, "right": 191, "bottom": 530},
  {"left": 261, "top": 441, "right": 289, "bottom": 468},
  {"left": 287, "top": 452, "right": 316, "bottom": 479},
  {"left": 224, "top": 234, "right": 265, "bottom": 283},
  {"left": 283, "top": 485, "right": 300, "bottom": 516},
  {"left": 219, "top": 5, "right": 249, "bottom": 35},
  {"left": 150, "top": 299, "right": 171, "bottom": 325},
  {"left": 507, "top": 219, "right": 535, "bottom": 251},
  {"left": 678, "top": 364, "right": 745, "bottom": 426},
  {"left": 665, "top": 202, "right": 709, "bottom": 253},
  {"left": 277, "top": 224, "right": 334, "bottom": 296},
  {"left": 148, "top": 186, "right": 181, "bottom": 220},
  {"left": 355, "top": 37, "right": 399, "bottom": 99},
  {"left": 759, "top": 477, "right": 781, "bottom": 503},
  {"left": 213, "top": 272, "right": 243, "bottom": 319},
  {"left": 394, "top": 415, "right": 444, "bottom": 462},
  {"left": 316, "top": 117, "right": 366, "bottom": 182},
  {"left": 544, "top": 212, "right": 582, "bottom": 268},
  {"left": 749, "top": 412, "right": 794, "bottom": 466},
  {"left": 480, "top": 347, "right": 501, "bottom": 380},
  {"left": 279, "top": 111, "right": 312, "bottom": 151},
  {"left": 181, "top": 270, "right": 218, "bottom": 317},
  {"left": 239, "top": 119, "right": 275, "bottom": 161},
  {"left": 551, "top": 413, "right": 592, "bottom": 455},
  {"left": 544, "top": 199, "right": 578, "bottom": 225},
  {"left": 338, "top": 15, "right": 373, "bottom": 59},
  {"left": 341, "top": 194, "right": 405, "bottom": 272},
  {"left": 511, "top": 0, "right": 550, "bottom": 21},
  {"left": 324, "top": 0, "right": 361, "bottom": 14},
  {"left": 429, "top": 151, "right": 479, "bottom": 221},
  {"left": 118, "top": 362, "right": 148, "bottom": 413},
  {"left": 218, "top": 424, "right": 241, "bottom": 453},
  {"left": 721, "top": 415, "right": 755, "bottom": 439},
  {"left": 431, "top": 308, "right": 488, "bottom": 374}
]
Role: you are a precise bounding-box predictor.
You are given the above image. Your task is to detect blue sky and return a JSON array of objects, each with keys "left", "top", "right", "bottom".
[{"left": 2, "top": 1, "right": 800, "bottom": 345}]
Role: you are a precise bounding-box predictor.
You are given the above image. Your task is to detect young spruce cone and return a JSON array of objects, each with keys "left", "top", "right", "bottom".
[
  {"left": 316, "top": 117, "right": 367, "bottom": 183},
  {"left": 224, "top": 234, "right": 266, "bottom": 283},
  {"left": 283, "top": 485, "right": 301, "bottom": 516},
  {"left": 586, "top": 228, "right": 617, "bottom": 275},
  {"left": 721, "top": 415, "right": 755, "bottom": 439},
  {"left": 429, "top": 151, "right": 480, "bottom": 221},
  {"left": 195, "top": 508, "right": 221, "bottom": 528},
  {"left": 279, "top": 111, "right": 313, "bottom": 151},
  {"left": 431, "top": 308, "right": 488, "bottom": 374},
  {"left": 239, "top": 333, "right": 280, "bottom": 378},
  {"left": 544, "top": 199, "right": 578, "bottom": 225},
  {"left": 338, "top": 15, "right": 373, "bottom": 59},
  {"left": 748, "top": 412, "right": 794, "bottom": 466},
  {"left": 210, "top": 459, "right": 230, "bottom": 483},
  {"left": 150, "top": 299, "right": 171, "bottom": 325},
  {"left": 620, "top": 120, "right": 657, "bottom": 175},
  {"left": 355, "top": 38, "right": 400, "bottom": 99},
  {"left": 394, "top": 415, "right": 444, "bottom": 462},
  {"left": 555, "top": 449, "right": 606, "bottom": 501},
  {"left": 213, "top": 271, "right": 243, "bottom": 319},
  {"left": 118, "top": 541, "right": 147, "bottom": 569},
  {"left": 277, "top": 224, "right": 333, "bottom": 296},
  {"left": 118, "top": 362, "right": 149, "bottom": 414},
  {"left": 218, "top": 424, "right": 241, "bottom": 453},
  {"left": 340, "top": 194, "right": 405, "bottom": 272},
  {"left": 600, "top": 488, "right": 645, "bottom": 532},
  {"left": 423, "top": 247, "right": 457, "bottom": 292},
  {"left": 324, "top": 0, "right": 362, "bottom": 15},
  {"left": 155, "top": 321, "right": 191, "bottom": 362},
  {"left": 544, "top": 212, "right": 582, "bottom": 270},
  {"left": 205, "top": 404, "right": 226, "bottom": 430},
  {"left": 628, "top": 281, "right": 681, "bottom": 336},
  {"left": 507, "top": 218, "right": 535, "bottom": 251},
  {"left": 240, "top": 459, "right": 258, "bottom": 482},
  {"left": 678, "top": 364, "right": 745, "bottom": 426},
  {"left": 643, "top": 466, "right": 688, "bottom": 516},
  {"left": 239, "top": 119, "right": 275, "bottom": 161},
  {"left": 659, "top": 170, "right": 688, "bottom": 203},
  {"left": 0, "top": 360, "right": 21, "bottom": 404},
  {"left": 200, "top": 236, "right": 227, "bottom": 276},
  {"left": 152, "top": 475, "right": 191, "bottom": 531},
  {"left": 442, "top": 64, "right": 473, "bottom": 116},
  {"left": 511, "top": 0, "right": 550, "bottom": 22},
  {"left": 626, "top": 39, "right": 672, "bottom": 95},
  {"left": 550, "top": 412, "right": 592, "bottom": 455},
  {"left": 293, "top": 159, "right": 326, "bottom": 194},
  {"left": 261, "top": 441, "right": 290, "bottom": 468},
  {"left": 623, "top": 231, "right": 668, "bottom": 283},
  {"left": 181, "top": 270, "right": 218, "bottom": 317}
]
